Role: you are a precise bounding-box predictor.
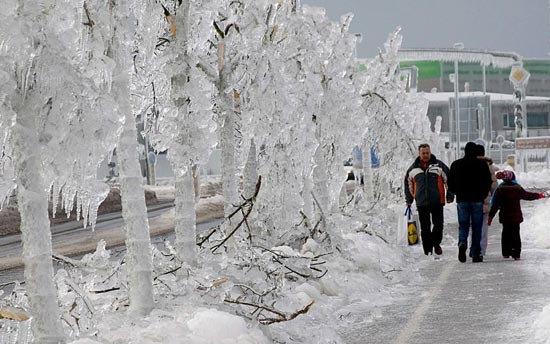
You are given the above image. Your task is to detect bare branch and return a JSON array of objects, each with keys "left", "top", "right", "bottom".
[
  {"left": 83, "top": 1, "right": 95, "bottom": 28},
  {"left": 361, "top": 91, "right": 389, "bottom": 108},
  {"left": 211, "top": 176, "right": 261, "bottom": 253},
  {"left": 89, "top": 287, "right": 121, "bottom": 294},
  {"left": 153, "top": 266, "right": 182, "bottom": 281},
  {"left": 259, "top": 300, "right": 315, "bottom": 325}
]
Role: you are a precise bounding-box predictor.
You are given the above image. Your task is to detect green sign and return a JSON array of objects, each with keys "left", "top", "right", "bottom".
[{"left": 399, "top": 61, "right": 441, "bottom": 78}]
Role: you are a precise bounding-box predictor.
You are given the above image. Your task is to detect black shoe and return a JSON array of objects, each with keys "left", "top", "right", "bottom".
[
  {"left": 458, "top": 243, "right": 467, "bottom": 263},
  {"left": 472, "top": 255, "right": 483, "bottom": 263},
  {"left": 503, "top": 255, "right": 510, "bottom": 259},
  {"left": 434, "top": 245, "right": 443, "bottom": 255}
]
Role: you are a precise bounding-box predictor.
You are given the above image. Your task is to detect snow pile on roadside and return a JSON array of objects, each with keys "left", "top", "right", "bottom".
[
  {"left": 513, "top": 170, "right": 550, "bottom": 342},
  {"left": 70, "top": 308, "right": 270, "bottom": 344},
  {"left": 61, "top": 199, "right": 416, "bottom": 343},
  {"left": 533, "top": 304, "right": 550, "bottom": 344}
]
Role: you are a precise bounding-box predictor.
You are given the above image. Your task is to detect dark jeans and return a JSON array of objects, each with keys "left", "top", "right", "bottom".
[
  {"left": 417, "top": 204, "right": 444, "bottom": 255},
  {"left": 457, "top": 202, "right": 483, "bottom": 257},
  {"left": 501, "top": 223, "right": 521, "bottom": 258}
]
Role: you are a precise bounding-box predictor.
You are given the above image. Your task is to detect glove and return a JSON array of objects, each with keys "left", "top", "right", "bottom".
[
  {"left": 538, "top": 192, "right": 546, "bottom": 199},
  {"left": 487, "top": 217, "right": 493, "bottom": 226}
]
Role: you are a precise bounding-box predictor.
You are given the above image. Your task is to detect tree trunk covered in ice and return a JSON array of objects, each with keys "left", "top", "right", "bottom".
[
  {"left": 166, "top": 1, "right": 200, "bottom": 266},
  {"left": 13, "top": 105, "right": 65, "bottom": 343},
  {"left": 217, "top": 54, "right": 239, "bottom": 216},
  {"left": 302, "top": 170, "right": 314, "bottom": 220},
  {"left": 174, "top": 165, "right": 197, "bottom": 266},
  {"left": 312, "top": 145, "right": 329, "bottom": 215},
  {"left": 111, "top": 0, "right": 154, "bottom": 316},
  {"left": 117, "top": 115, "right": 155, "bottom": 315},
  {"left": 243, "top": 139, "right": 258, "bottom": 200}
]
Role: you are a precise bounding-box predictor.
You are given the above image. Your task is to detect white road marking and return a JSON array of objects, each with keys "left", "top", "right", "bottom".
[{"left": 391, "top": 260, "right": 454, "bottom": 344}]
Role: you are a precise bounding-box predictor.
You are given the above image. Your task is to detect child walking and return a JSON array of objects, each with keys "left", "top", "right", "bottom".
[{"left": 488, "top": 170, "right": 546, "bottom": 260}]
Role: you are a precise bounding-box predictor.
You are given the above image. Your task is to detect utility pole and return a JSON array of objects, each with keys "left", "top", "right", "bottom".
[{"left": 509, "top": 63, "right": 530, "bottom": 138}]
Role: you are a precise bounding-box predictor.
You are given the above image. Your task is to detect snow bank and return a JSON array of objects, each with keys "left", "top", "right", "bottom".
[{"left": 70, "top": 308, "right": 270, "bottom": 344}]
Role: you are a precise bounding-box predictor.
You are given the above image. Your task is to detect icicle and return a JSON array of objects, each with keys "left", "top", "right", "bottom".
[{"left": 50, "top": 182, "right": 61, "bottom": 219}]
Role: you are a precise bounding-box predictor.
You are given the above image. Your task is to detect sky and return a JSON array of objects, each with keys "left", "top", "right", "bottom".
[{"left": 300, "top": 0, "right": 549, "bottom": 59}]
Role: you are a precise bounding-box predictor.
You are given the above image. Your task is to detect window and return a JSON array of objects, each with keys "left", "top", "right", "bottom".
[
  {"left": 502, "top": 113, "right": 514, "bottom": 128},
  {"left": 502, "top": 112, "right": 549, "bottom": 129},
  {"left": 527, "top": 112, "right": 549, "bottom": 128}
]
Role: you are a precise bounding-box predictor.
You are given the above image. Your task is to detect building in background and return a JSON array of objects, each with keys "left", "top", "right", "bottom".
[
  {"left": 421, "top": 91, "right": 550, "bottom": 141},
  {"left": 399, "top": 59, "right": 550, "bottom": 97}
]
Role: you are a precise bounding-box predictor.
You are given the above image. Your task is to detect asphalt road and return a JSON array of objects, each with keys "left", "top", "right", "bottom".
[
  {"left": 0, "top": 201, "right": 223, "bottom": 287},
  {"left": 341, "top": 202, "right": 550, "bottom": 344}
]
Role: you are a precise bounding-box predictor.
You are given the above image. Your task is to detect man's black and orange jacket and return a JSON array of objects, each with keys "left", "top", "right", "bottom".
[{"left": 404, "top": 155, "right": 454, "bottom": 207}]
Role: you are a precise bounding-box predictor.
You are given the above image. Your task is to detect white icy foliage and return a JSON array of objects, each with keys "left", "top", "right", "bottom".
[
  {"left": 149, "top": 1, "right": 217, "bottom": 177},
  {"left": 147, "top": 1, "right": 218, "bottom": 266},
  {"left": 359, "top": 28, "right": 435, "bottom": 192},
  {"left": 307, "top": 9, "right": 364, "bottom": 210},
  {"left": 0, "top": 1, "right": 123, "bottom": 341},
  {"left": 0, "top": 47, "right": 17, "bottom": 206},
  {"left": 153, "top": 68, "right": 216, "bottom": 176},
  {"left": 0, "top": 0, "right": 122, "bottom": 228},
  {"left": 0, "top": 2, "right": 447, "bottom": 343},
  {"left": 103, "top": 0, "right": 157, "bottom": 316},
  {"left": 236, "top": 1, "right": 319, "bottom": 234},
  {"left": 128, "top": 0, "right": 165, "bottom": 125},
  {"left": 39, "top": 1, "right": 122, "bottom": 228},
  {"left": 240, "top": 4, "right": 363, "bottom": 237}
]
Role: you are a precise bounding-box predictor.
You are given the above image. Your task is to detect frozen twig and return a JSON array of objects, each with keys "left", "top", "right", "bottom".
[
  {"left": 61, "top": 278, "right": 95, "bottom": 315},
  {"left": 82, "top": 2, "right": 95, "bottom": 28},
  {"left": 224, "top": 297, "right": 315, "bottom": 324},
  {"left": 211, "top": 176, "right": 261, "bottom": 253}
]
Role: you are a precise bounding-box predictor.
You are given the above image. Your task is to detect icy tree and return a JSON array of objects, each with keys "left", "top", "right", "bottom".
[
  {"left": 192, "top": 0, "right": 298, "bottom": 219},
  {"left": 100, "top": 0, "right": 166, "bottom": 314},
  {"left": 239, "top": 4, "right": 363, "bottom": 240},
  {"left": 359, "top": 28, "right": 433, "bottom": 198},
  {"left": 194, "top": 2, "right": 246, "bottom": 217},
  {"left": 0, "top": 0, "right": 124, "bottom": 341},
  {"left": 149, "top": 0, "right": 217, "bottom": 266},
  {"left": 243, "top": 139, "right": 258, "bottom": 199},
  {"left": 307, "top": 9, "right": 364, "bottom": 213}
]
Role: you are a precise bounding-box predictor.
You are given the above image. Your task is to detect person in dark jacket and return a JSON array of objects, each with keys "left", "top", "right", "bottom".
[
  {"left": 488, "top": 170, "right": 546, "bottom": 260},
  {"left": 475, "top": 144, "right": 498, "bottom": 257},
  {"left": 448, "top": 142, "right": 492, "bottom": 263},
  {"left": 404, "top": 143, "right": 454, "bottom": 256}
]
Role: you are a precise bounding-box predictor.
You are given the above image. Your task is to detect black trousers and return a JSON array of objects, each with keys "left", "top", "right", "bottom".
[
  {"left": 417, "top": 204, "right": 444, "bottom": 255},
  {"left": 501, "top": 223, "right": 521, "bottom": 258}
]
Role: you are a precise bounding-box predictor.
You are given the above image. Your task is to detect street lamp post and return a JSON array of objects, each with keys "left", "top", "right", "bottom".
[{"left": 453, "top": 42, "right": 464, "bottom": 158}]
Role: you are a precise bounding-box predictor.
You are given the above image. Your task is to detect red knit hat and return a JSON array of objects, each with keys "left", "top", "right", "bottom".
[{"left": 496, "top": 170, "right": 515, "bottom": 181}]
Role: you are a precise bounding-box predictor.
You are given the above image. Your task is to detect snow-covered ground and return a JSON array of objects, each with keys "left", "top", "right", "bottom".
[
  {"left": 60, "top": 169, "right": 550, "bottom": 343},
  {"left": 1, "top": 169, "right": 549, "bottom": 343}
]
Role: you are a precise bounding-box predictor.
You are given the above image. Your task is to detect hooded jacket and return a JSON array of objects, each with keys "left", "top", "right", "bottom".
[
  {"left": 448, "top": 142, "right": 492, "bottom": 203},
  {"left": 488, "top": 180, "right": 540, "bottom": 224},
  {"left": 404, "top": 154, "right": 453, "bottom": 207}
]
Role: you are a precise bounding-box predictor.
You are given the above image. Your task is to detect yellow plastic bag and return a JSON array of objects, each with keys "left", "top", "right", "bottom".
[{"left": 405, "top": 206, "right": 419, "bottom": 245}]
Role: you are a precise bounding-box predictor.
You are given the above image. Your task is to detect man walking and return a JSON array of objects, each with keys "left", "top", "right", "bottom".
[
  {"left": 404, "top": 143, "right": 454, "bottom": 256},
  {"left": 448, "top": 142, "right": 492, "bottom": 263}
]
